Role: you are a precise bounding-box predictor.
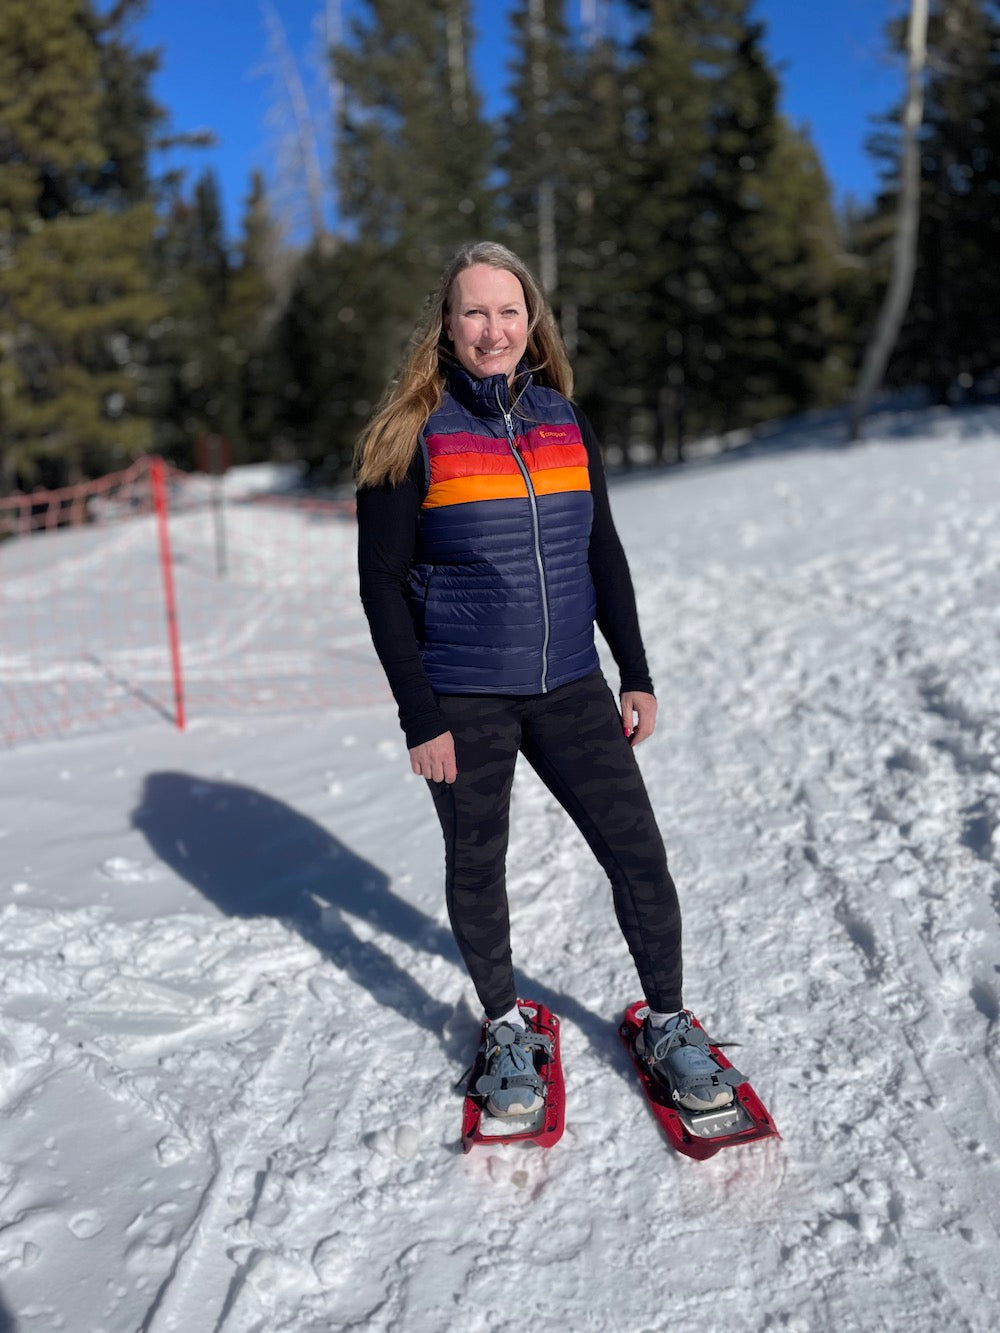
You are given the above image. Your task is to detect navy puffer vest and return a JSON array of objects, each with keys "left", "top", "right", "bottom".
[{"left": 408, "top": 365, "right": 599, "bottom": 694}]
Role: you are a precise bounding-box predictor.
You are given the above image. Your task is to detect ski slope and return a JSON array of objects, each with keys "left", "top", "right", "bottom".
[{"left": 1, "top": 406, "right": 999, "bottom": 1332}]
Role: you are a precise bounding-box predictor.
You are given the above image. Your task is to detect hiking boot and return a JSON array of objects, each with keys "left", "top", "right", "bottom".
[
  {"left": 635, "top": 1011, "right": 742, "bottom": 1112},
  {"left": 475, "top": 1020, "right": 550, "bottom": 1117}
]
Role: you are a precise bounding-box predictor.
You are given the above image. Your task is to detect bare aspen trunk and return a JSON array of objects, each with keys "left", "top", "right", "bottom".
[
  {"left": 561, "top": 297, "right": 578, "bottom": 359},
  {"left": 446, "top": 2, "right": 469, "bottom": 126},
  {"left": 848, "top": 0, "right": 929, "bottom": 441},
  {"left": 537, "top": 178, "right": 558, "bottom": 295},
  {"left": 326, "top": 0, "right": 344, "bottom": 219},
  {"left": 262, "top": 0, "right": 327, "bottom": 246},
  {"left": 529, "top": 0, "right": 558, "bottom": 295}
]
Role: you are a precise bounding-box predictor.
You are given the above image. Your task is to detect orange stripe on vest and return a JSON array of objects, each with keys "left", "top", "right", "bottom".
[
  {"left": 530, "top": 466, "right": 591, "bottom": 497},
  {"left": 423, "top": 474, "right": 530, "bottom": 508}
]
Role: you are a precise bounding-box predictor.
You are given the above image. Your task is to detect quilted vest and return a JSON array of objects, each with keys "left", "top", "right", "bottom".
[{"left": 409, "top": 365, "right": 599, "bottom": 695}]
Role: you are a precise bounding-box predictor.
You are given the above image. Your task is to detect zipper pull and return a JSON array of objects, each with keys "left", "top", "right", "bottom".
[{"left": 495, "top": 386, "right": 515, "bottom": 440}]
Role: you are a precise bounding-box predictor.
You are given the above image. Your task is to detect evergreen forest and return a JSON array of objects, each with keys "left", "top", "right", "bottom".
[{"left": 2, "top": 0, "right": 999, "bottom": 492}]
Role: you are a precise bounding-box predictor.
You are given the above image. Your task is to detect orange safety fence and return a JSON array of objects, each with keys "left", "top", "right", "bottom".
[{"left": 0, "top": 458, "right": 390, "bottom": 747}]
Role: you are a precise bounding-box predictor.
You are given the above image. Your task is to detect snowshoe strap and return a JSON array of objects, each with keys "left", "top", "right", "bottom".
[
  {"left": 670, "top": 1064, "right": 745, "bottom": 1102},
  {"left": 475, "top": 1070, "right": 541, "bottom": 1096},
  {"left": 481, "top": 1023, "right": 553, "bottom": 1060},
  {"left": 474, "top": 1023, "right": 550, "bottom": 1098}
]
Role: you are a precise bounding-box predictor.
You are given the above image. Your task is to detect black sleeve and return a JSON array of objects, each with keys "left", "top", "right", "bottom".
[
  {"left": 356, "top": 454, "right": 449, "bottom": 748},
  {"left": 573, "top": 407, "right": 655, "bottom": 696}
]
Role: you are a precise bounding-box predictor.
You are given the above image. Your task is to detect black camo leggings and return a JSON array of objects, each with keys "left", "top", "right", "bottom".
[{"left": 428, "top": 671, "right": 683, "bottom": 1019}]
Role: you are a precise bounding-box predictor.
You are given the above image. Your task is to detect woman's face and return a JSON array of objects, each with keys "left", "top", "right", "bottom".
[{"left": 445, "top": 265, "right": 529, "bottom": 384}]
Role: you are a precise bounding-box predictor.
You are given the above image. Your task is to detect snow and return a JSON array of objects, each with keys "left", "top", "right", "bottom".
[{"left": 2, "top": 407, "right": 1000, "bottom": 1331}]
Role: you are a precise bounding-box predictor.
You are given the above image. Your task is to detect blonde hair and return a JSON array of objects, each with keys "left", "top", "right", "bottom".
[{"left": 355, "top": 241, "right": 574, "bottom": 488}]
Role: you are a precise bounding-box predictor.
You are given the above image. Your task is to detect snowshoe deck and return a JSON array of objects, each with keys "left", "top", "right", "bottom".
[
  {"left": 619, "top": 1001, "right": 780, "bottom": 1161},
  {"left": 461, "top": 1000, "right": 565, "bottom": 1152}
]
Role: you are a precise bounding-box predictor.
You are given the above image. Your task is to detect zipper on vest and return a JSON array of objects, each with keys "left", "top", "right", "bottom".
[{"left": 497, "top": 392, "right": 550, "bottom": 692}]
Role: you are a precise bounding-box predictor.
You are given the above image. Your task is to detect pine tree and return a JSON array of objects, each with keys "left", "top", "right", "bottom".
[
  {"left": 153, "top": 171, "right": 240, "bottom": 467},
  {"left": 901, "top": 0, "right": 1000, "bottom": 398},
  {"left": 849, "top": 0, "right": 929, "bottom": 438},
  {"left": 497, "top": 2, "right": 630, "bottom": 446},
  {"left": 2, "top": 204, "right": 161, "bottom": 482},
  {"left": 700, "top": 8, "right": 849, "bottom": 429},
  {"left": 621, "top": 0, "right": 845, "bottom": 451},
  {"left": 228, "top": 171, "right": 285, "bottom": 462},
  {"left": 498, "top": 0, "right": 576, "bottom": 296},
  {"left": 753, "top": 122, "right": 853, "bottom": 415},
  {"left": 0, "top": 0, "right": 104, "bottom": 235},
  {"left": 557, "top": 32, "right": 645, "bottom": 453},
  {"left": 94, "top": 0, "right": 165, "bottom": 205},
  {"left": 333, "top": 0, "right": 494, "bottom": 370},
  {"left": 857, "top": 1, "right": 1000, "bottom": 402},
  {"left": 0, "top": 0, "right": 164, "bottom": 488},
  {"left": 692, "top": 1, "right": 785, "bottom": 432},
  {"left": 263, "top": 239, "right": 378, "bottom": 479},
  {"left": 617, "top": 0, "right": 725, "bottom": 455},
  {"left": 258, "top": 0, "right": 499, "bottom": 483}
]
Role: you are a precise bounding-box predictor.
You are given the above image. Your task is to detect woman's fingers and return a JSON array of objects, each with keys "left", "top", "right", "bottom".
[
  {"left": 620, "top": 690, "right": 657, "bottom": 746},
  {"left": 408, "top": 731, "right": 458, "bottom": 783}
]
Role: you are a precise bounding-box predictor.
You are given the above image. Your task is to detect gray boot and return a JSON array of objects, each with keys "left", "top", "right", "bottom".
[{"left": 636, "top": 1012, "right": 743, "bottom": 1112}]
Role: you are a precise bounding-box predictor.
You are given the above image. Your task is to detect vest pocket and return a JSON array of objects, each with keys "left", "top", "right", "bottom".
[{"left": 407, "top": 564, "right": 434, "bottom": 645}]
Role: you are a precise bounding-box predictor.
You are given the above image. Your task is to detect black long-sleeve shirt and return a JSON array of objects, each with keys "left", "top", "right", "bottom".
[{"left": 357, "top": 407, "right": 653, "bottom": 748}]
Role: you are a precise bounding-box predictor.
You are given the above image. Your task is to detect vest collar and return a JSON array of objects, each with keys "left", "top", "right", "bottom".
[{"left": 444, "top": 361, "right": 533, "bottom": 418}]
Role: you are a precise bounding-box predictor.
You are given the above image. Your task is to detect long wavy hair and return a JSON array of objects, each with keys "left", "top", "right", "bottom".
[{"left": 355, "top": 241, "right": 574, "bottom": 488}]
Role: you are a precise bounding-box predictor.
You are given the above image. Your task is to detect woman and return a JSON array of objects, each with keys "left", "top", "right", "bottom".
[{"left": 356, "top": 241, "right": 738, "bottom": 1118}]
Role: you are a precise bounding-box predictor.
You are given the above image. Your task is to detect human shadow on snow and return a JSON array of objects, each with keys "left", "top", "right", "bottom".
[{"left": 130, "top": 773, "right": 627, "bottom": 1075}]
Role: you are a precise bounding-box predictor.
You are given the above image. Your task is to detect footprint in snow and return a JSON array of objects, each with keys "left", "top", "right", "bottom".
[
  {"left": 68, "top": 1211, "right": 105, "bottom": 1239},
  {"left": 486, "top": 1157, "right": 530, "bottom": 1189}
]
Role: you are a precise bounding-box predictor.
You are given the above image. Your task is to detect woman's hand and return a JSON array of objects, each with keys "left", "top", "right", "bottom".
[
  {"left": 620, "top": 691, "right": 657, "bottom": 746},
  {"left": 409, "top": 731, "right": 458, "bottom": 784}
]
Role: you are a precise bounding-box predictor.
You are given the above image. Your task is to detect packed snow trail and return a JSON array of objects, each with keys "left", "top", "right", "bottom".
[{"left": 1, "top": 408, "right": 999, "bottom": 1331}]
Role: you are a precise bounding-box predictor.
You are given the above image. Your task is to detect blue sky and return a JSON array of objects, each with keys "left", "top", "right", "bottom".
[{"left": 133, "top": 0, "right": 906, "bottom": 238}]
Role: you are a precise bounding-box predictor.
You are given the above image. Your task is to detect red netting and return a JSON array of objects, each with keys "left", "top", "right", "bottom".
[{"left": 0, "top": 459, "right": 389, "bottom": 748}]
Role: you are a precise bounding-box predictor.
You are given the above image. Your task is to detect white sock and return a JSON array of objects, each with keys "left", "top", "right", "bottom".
[
  {"left": 489, "top": 1003, "right": 526, "bottom": 1030},
  {"left": 647, "top": 1008, "right": 683, "bottom": 1029}
]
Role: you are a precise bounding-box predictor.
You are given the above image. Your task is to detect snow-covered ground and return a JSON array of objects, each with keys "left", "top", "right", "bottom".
[{"left": 1, "top": 407, "right": 999, "bottom": 1332}]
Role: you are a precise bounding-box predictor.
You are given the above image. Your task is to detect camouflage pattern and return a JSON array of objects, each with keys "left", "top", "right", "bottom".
[{"left": 429, "top": 670, "right": 683, "bottom": 1019}]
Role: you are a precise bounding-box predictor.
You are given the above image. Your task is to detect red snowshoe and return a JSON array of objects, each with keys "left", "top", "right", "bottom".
[
  {"left": 619, "top": 1000, "right": 780, "bottom": 1161},
  {"left": 461, "top": 1000, "right": 565, "bottom": 1152}
]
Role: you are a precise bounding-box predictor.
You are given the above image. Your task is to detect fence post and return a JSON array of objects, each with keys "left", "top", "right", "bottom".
[{"left": 150, "top": 457, "right": 186, "bottom": 730}]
